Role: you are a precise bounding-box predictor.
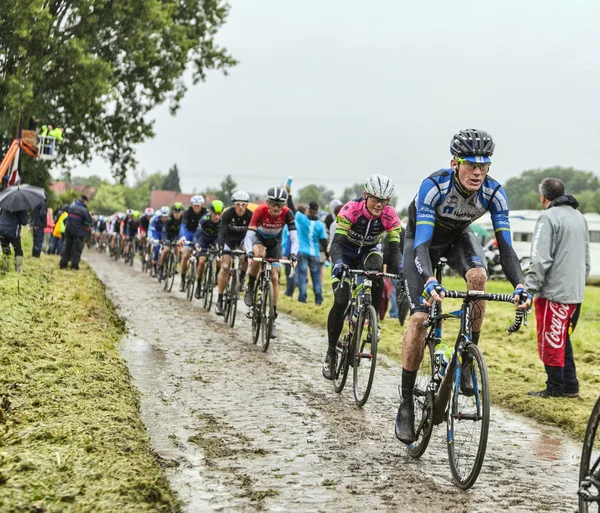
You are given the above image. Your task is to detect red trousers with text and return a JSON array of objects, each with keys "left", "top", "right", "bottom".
[{"left": 534, "top": 297, "right": 578, "bottom": 367}]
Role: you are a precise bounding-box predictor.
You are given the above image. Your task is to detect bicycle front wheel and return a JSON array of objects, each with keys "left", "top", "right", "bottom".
[
  {"left": 227, "top": 272, "right": 238, "bottom": 328},
  {"left": 202, "top": 262, "right": 213, "bottom": 311},
  {"left": 407, "top": 336, "right": 435, "bottom": 459},
  {"left": 352, "top": 304, "right": 378, "bottom": 408},
  {"left": 447, "top": 343, "right": 490, "bottom": 490},
  {"left": 579, "top": 396, "right": 600, "bottom": 512},
  {"left": 186, "top": 260, "right": 196, "bottom": 301},
  {"left": 251, "top": 281, "right": 262, "bottom": 344},
  {"left": 260, "top": 280, "right": 274, "bottom": 352}
]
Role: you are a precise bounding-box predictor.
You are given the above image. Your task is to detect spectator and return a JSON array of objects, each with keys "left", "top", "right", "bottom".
[
  {"left": 30, "top": 196, "right": 47, "bottom": 257},
  {"left": 49, "top": 205, "right": 69, "bottom": 255},
  {"left": 28, "top": 116, "right": 40, "bottom": 131},
  {"left": 524, "top": 178, "right": 590, "bottom": 398},
  {"left": 59, "top": 195, "right": 93, "bottom": 270},
  {"left": 324, "top": 199, "right": 342, "bottom": 237},
  {"left": 295, "top": 201, "right": 328, "bottom": 305},
  {"left": 327, "top": 203, "right": 343, "bottom": 255},
  {"left": 43, "top": 207, "right": 55, "bottom": 253},
  {"left": 0, "top": 207, "right": 28, "bottom": 272}
]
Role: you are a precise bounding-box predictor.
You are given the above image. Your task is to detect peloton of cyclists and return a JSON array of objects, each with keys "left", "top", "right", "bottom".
[
  {"left": 158, "top": 203, "right": 185, "bottom": 280},
  {"left": 150, "top": 206, "right": 170, "bottom": 276}
]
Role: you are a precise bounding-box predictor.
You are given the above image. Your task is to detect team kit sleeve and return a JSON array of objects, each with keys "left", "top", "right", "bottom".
[
  {"left": 413, "top": 178, "right": 441, "bottom": 282},
  {"left": 217, "top": 209, "right": 231, "bottom": 248},
  {"left": 243, "top": 207, "right": 261, "bottom": 254},
  {"left": 488, "top": 185, "right": 523, "bottom": 287},
  {"left": 382, "top": 207, "right": 403, "bottom": 271},
  {"left": 285, "top": 209, "right": 299, "bottom": 256}
]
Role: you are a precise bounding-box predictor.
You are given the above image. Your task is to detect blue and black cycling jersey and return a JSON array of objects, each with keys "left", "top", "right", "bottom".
[
  {"left": 407, "top": 169, "right": 522, "bottom": 286},
  {"left": 150, "top": 215, "right": 164, "bottom": 241},
  {"left": 162, "top": 215, "right": 182, "bottom": 242},
  {"left": 193, "top": 214, "right": 221, "bottom": 248}
]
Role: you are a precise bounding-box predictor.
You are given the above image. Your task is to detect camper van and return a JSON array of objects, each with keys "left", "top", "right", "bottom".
[{"left": 473, "top": 210, "right": 600, "bottom": 279}]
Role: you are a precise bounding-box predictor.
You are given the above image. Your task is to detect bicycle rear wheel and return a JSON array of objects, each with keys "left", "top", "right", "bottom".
[
  {"left": 352, "top": 304, "right": 378, "bottom": 408},
  {"left": 407, "top": 335, "right": 435, "bottom": 459},
  {"left": 251, "top": 281, "right": 262, "bottom": 344},
  {"left": 333, "top": 310, "right": 352, "bottom": 394},
  {"left": 227, "top": 272, "right": 238, "bottom": 328},
  {"left": 579, "top": 396, "right": 600, "bottom": 512},
  {"left": 260, "top": 280, "right": 274, "bottom": 352},
  {"left": 447, "top": 343, "right": 490, "bottom": 490}
]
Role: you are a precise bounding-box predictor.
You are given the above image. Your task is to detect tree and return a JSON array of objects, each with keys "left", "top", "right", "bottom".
[
  {"left": 341, "top": 183, "right": 364, "bottom": 202},
  {"left": 220, "top": 174, "right": 237, "bottom": 202},
  {"left": 162, "top": 164, "right": 181, "bottom": 192},
  {"left": 89, "top": 184, "right": 127, "bottom": 215},
  {"left": 134, "top": 170, "right": 165, "bottom": 192},
  {"left": 504, "top": 167, "right": 600, "bottom": 210},
  {"left": 0, "top": 1, "right": 237, "bottom": 183},
  {"left": 71, "top": 175, "right": 107, "bottom": 189}
]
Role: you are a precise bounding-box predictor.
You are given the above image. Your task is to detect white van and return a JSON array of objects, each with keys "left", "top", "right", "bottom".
[{"left": 472, "top": 210, "right": 600, "bottom": 279}]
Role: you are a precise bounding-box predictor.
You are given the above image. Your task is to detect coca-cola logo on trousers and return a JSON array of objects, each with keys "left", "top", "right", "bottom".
[{"left": 545, "top": 301, "right": 570, "bottom": 349}]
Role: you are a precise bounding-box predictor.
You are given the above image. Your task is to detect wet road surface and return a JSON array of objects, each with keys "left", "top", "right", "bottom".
[{"left": 85, "top": 252, "right": 580, "bottom": 512}]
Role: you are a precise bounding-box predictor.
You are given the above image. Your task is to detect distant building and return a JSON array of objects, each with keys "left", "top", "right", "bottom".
[
  {"left": 149, "top": 190, "right": 216, "bottom": 211},
  {"left": 50, "top": 181, "right": 96, "bottom": 199}
]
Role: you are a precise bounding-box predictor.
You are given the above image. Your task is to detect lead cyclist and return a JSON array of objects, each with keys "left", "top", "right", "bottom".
[{"left": 395, "top": 128, "right": 532, "bottom": 445}]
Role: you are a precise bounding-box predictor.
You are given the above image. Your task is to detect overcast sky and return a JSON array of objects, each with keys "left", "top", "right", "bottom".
[{"left": 79, "top": 0, "right": 600, "bottom": 209}]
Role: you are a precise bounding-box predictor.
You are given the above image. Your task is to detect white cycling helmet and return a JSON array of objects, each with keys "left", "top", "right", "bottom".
[
  {"left": 159, "top": 206, "right": 170, "bottom": 216},
  {"left": 231, "top": 190, "right": 250, "bottom": 203},
  {"left": 117, "top": 212, "right": 126, "bottom": 220},
  {"left": 126, "top": 208, "right": 133, "bottom": 216},
  {"left": 191, "top": 195, "right": 205, "bottom": 206},
  {"left": 364, "top": 174, "right": 394, "bottom": 200},
  {"left": 144, "top": 207, "right": 154, "bottom": 216}
]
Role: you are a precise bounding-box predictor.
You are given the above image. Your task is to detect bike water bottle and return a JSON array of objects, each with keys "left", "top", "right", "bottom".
[{"left": 434, "top": 343, "right": 450, "bottom": 377}]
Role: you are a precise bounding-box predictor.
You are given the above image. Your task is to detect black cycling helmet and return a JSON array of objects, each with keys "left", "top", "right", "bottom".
[
  {"left": 267, "top": 186, "right": 288, "bottom": 205},
  {"left": 450, "top": 129, "right": 495, "bottom": 163}
]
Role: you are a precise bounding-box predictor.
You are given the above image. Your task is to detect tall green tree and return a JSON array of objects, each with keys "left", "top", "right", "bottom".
[
  {"left": 341, "top": 183, "right": 364, "bottom": 202},
  {"left": 220, "top": 174, "right": 237, "bottom": 202},
  {"left": 162, "top": 164, "right": 181, "bottom": 192},
  {"left": 504, "top": 167, "right": 600, "bottom": 210},
  {"left": 0, "top": 0, "right": 236, "bottom": 184}
]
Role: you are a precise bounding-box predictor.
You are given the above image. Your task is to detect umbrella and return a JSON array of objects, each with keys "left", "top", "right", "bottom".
[{"left": 0, "top": 184, "right": 45, "bottom": 212}]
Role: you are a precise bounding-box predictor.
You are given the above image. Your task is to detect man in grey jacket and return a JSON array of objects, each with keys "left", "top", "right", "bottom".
[{"left": 524, "top": 178, "right": 590, "bottom": 398}]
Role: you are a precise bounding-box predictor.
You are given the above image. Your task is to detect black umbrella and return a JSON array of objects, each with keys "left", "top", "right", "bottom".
[{"left": 0, "top": 184, "right": 45, "bottom": 212}]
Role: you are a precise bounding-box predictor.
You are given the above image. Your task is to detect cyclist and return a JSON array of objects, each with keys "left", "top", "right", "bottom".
[
  {"left": 158, "top": 202, "right": 184, "bottom": 280},
  {"left": 110, "top": 212, "right": 126, "bottom": 252},
  {"left": 178, "top": 195, "right": 206, "bottom": 292},
  {"left": 93, "top": 215, "right": 107, "bottom": 246},
  {"left": 322, "top": 174, "right": 402, "bottom": 380},
  {"left": 193, "top": 200, "right": 224, "bottom": 300},
  {"left": 124, "top": 210, "right": 140, "bottom": 262},
  {"left": 243, "top": 187, "right": 298, "bottom": 339},
  {"left": 214, "top": 191, "right": 253, "bottom": 315},
  {"left": 395, "top": 128, "right": 532, "bottom": 445},
  {"left": 150, "top": 206, "right": 170, "bottom": 276},
  {"left": 139, "top": 207, "right": 154, "bottom": 243}
]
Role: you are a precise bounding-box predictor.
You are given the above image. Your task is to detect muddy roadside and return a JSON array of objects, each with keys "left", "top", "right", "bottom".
[{"left": 86, "top": 252, "right": 581, "bottom": 512}]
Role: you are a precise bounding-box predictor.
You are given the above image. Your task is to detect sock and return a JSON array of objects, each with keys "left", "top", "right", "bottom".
[
  {"left": 240, "top": 270, "right": 246, "bottom": 280},
  {"left": 273, "top": 306, "right": 278, "bottom": 319},
  {"left": 472, "top": 331, "right": 480, "bottom": 345},
  {"left": 218, "top": 294, "right": 223, "bottom": 302},
  {"left": 248, "top": 275, "right": 256, "bottom": 288},
  {"left": 401, "top": 368, "right": 418, "bottom": 403}
]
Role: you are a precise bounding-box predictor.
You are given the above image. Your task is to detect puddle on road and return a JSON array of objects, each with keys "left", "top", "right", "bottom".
[{"left": 86, "top": 253, "right": 581, "bottom": 512}]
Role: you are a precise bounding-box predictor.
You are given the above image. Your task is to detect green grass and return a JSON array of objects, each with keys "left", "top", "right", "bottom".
[
  {"left": 278, "top": 270, "right": 600, "bottom": 440},
  {"left": 0, "top": 234, "right": 179, "bottom": 512}
]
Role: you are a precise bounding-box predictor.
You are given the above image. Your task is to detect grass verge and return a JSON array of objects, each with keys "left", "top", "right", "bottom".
[
  {"left": 278, "top": 270, "right": 600, "bottom": 440},
  {"left": 0, "top": 235, "right": 179, "bottom": 512}
]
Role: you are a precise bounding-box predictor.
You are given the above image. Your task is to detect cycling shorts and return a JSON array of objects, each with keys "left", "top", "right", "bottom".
[
  {"left": 403, "top": 228, "right": 487, "bottom": 315},
  {"left": 332, "top": 243, "right": 383, "bottom": 283},
  {"left": 252, "top": 233, "right": 282, "bottom": 266},
  {"left": 197, "top": 233, "right": 218, "bottom": 257}
]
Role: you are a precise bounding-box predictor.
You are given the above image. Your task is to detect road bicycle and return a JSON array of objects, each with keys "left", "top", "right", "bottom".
[
  {"left": 578, "top": 395, "right": 600, "bottom": 512},
  {"left": 140, "top": 238, "right": 152, "bottom": 274},
  {"left": 162, "top": 241, "right": 178, "bottom": 292},
  {"left": 184, "top": 244, "right": 199, "bottom": 302},
  {"left": 249, "top": 257, "right": 294, "bottom": 352},
  {"left": 333, "top": 266, "right": 401, "bottom": 408},
  {"left": 407, "top": 257, "right": 527, "bottom": 490},
  {"left": 197, "top": 248, "right": 219, "bottom": 311},
  {"left": 222, "top": 249, "right": 246, "bottom": 328}
]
